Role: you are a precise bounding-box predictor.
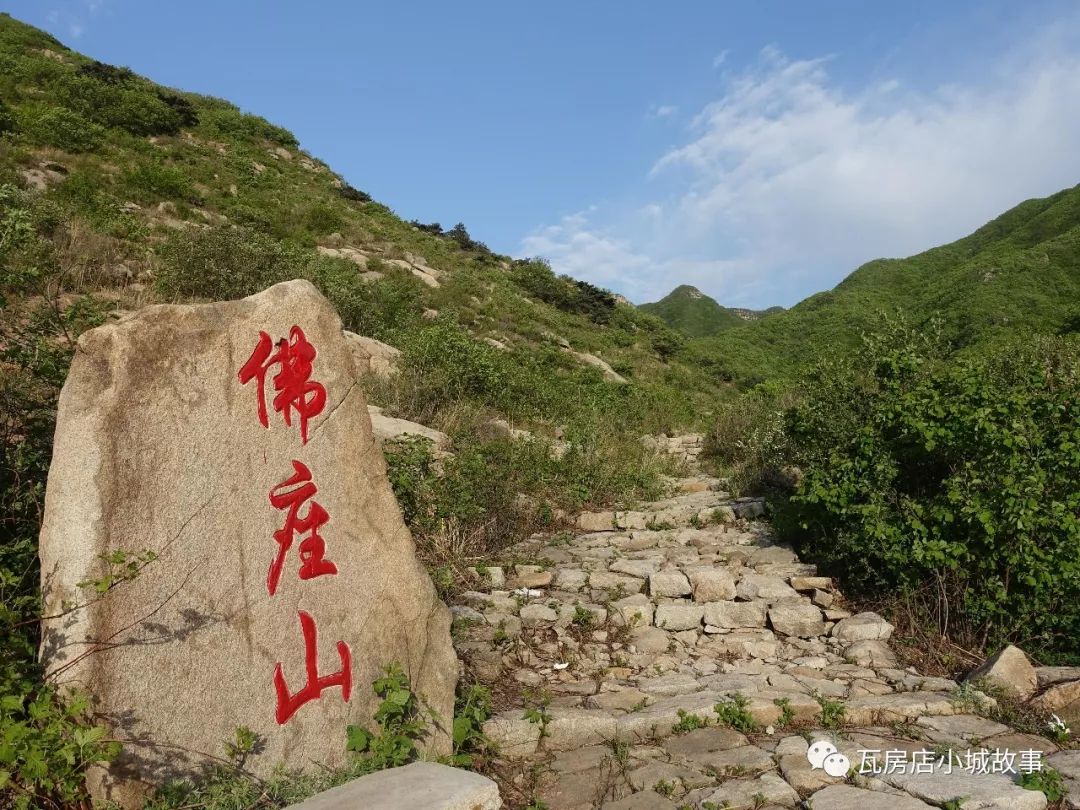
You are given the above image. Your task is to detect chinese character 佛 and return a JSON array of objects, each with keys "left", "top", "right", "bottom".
[
  {"left": 274, "top": 610, "right": 352, "bottom": 724},
  {"left": 266, "top": 459, "right": 338, "bottom": 596},
  {"left": 239, "top": 326, "right": 327, "bottom": 444}
]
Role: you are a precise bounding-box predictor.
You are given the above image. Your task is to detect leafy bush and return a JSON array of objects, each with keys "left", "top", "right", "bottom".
[
  {"left": 0, "top": 98, "right": 13, "bottom": 135},
  {"left": 200, "top": 105, "right": 298, "bottom": 147},
  {"left": 156, "top": 226, "right": 318, "bottom": 300},
  {"left": 19, "top": 106, "right": 105, "bottom": 152},
  {"left": 54, "top": 70, "right": 187, "bottom": 137},
  {"left": 446, "top": 222, "right": 488, "bottom": 253},
  {"left": 302, "top": 202, "right": 344, "bottom": 235},
  {"left": 339, "top": 183, "right": 372, "bottom": 203},
  {"left": 123, "top": 160, "right": 195, "bottom": 202},
  {"left": 510, "top": 258, "right": 616, "bottom": 323},
  {"left": 780, "top": 319, "right": 1080, "bottom": 661},
  {"left": 704, "top": 384, "right": 794, "bottom": 494}
]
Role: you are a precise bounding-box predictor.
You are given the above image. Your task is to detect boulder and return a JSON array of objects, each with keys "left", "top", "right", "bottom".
[
  {"left": 576, "top": 511, "right": 616, "bottom": 532},
  {"left": 566, "top": 348, "right": 627, "bottom": 383},
  {"left": 704, "top": 600, "right": 768, "bottom": 629},
  {"left": 38, "top": 281, "right": 456, "bottom": 807},
  {"left": 768, "top": 604, "right": 826, "bottom": 638},
  {"left": 1032, "top": 680, "right": 1080, "bottom": 724},
  {"left": 342, "top": 332, "right": 401, "bottom": 377},
  {"left": 654, "top": 604, "right": 705, "bottom": 631},
  {"left": 736, "top": 574, "right": 799, "bottom": 602},
  {"left": 843, "top": 639, "right": 897, "bottom": 668},
  {"left": 366, "top": 406, "right": 452, "bottom": 453},
  {"left": 687, "top": 567, "right": 736, "bottom": 602},
  {"left": 831, "top": 612, "right": 894, "bottom": 643},
  {"left": 965, "top": 644, "right": 1037, "bottom": 700},
  {"left": 649, "top": 570, "right": 692, "bottom": 598},
  {"left": 284, "top": 761, "right": 501, "bottom": 809}
]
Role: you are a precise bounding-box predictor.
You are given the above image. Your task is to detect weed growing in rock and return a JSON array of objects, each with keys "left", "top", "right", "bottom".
[
  {"left": 816, "top": 695, "right": 845, "bottom": 729},
  {"left": 774, "top": 697, "right": 796, "bottom": 728},
  {"left": 672, "top": 709, "right": 709, "bottom": 734},
  {"left": 714, "top": 693, "right": 758, "bottom": 733},
  {"left": 1018, "top": 768, "right": 1065, "bottom": 803}
]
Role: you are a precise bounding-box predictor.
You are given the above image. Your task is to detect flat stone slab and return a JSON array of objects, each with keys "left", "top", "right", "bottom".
[
  {"left": 810, "top": 785, "right": 934, "bottom": 810},
  {"left": 884, "top": 764, "right": 1047, "bottom": 810},
  {"left": 284, "top": 761, "right": 501, "bottom": 809}
]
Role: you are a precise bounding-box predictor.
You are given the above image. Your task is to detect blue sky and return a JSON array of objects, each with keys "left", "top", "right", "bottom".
[{"left": 9, "top": 1, "right": 1080, "bottom": 307}]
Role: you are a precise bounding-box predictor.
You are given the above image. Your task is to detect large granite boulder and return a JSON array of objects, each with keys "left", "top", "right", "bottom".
[{"left": 38, "top": 280, "right": 456, "bottom": 807}]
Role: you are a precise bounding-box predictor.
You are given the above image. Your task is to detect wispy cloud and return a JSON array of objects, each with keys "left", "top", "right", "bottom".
[
  {"left": 648, "top": 104, "right": 679, "bottom": 119},
  {"left": 522, "top": 23, "right": 1080, "bottom": 307},
  {"left": 47, "top": 0, "right": 108, "bottom": 40},
  {"left": 712, "top": 49, "right": 729, "bottom": 69}
]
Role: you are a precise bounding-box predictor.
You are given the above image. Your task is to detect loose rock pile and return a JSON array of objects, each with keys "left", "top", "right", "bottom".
[{"left": 451, "top": 477, "right": 1078, "bottom": 810}]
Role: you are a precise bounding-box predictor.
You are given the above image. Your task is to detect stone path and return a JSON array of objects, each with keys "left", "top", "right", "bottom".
[{"left": 450, "top": 477, "right": 1079, "bottom": 810}]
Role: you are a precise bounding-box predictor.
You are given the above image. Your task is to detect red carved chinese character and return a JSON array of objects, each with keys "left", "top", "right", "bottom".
[
  {"left": 267, "top": 460, "right": 338, "bottom": 596},
  {"left": 238, "top": 326, "right": 327, "bottom": 444},
  {"left": 274, "top": 610, "right": 352, "bottom": 724}
]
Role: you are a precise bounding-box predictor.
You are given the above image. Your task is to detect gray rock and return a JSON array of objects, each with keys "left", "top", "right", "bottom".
[
  {"left": 696, "top": 773, "right": 799, "bottom": 809},
  {"left": 650, "top": 570, "right": 693, "bottom": 598},
  {"left": 587, "top": 688, "right": 651, "bottom": 713},
  {"left": 884, "top": 762, "right": 1047, "bottom": 810},
  {"left": 768, "top": 603, "right": 826, "bottom": 637},
  {"left": 655, "top": 604, "right": 704, "bottom": 631},
  {"left": 544, "top": 708, "right": 619, "bottom": 750},
  {"left": 966, "top": 645, "right": 1038, "bottom": 700},
  {"left": 1036, "top": 666, "right": 1080, "bottom": 688},
  {"left": 916, "top": 713, "right": 1010, "bottom": 742},
  {"left": 611, "top": 558, "right": 662, "bottom": 579},
  {"left": 844, "top": 639, "right": 898, "bottom": 668},
  {"left": 632, "top": 625, "right": 673, "bottom": 653},
  {"left": 809, "top": 785, "right": 933, "bottom": 810},
  {"left": 482, "top": 712, "right": 541, "bottom": 756},
  {"left": 519, "top": 603, "right": 558, "bottom": 626},
  {"left": 637, "top": 671, "right": 704, "bottom": 697},
  {"left": 604, "top": 791, "right": 679, "bottom": 810},
  {"left": 832, "top": 612, "right": 895, "bottom": 642},
  {"left": 704, "top": 600, "right": 768, "bottom": 629},
  {"left": 736, "top": 574, "right": 799, "bottom": 602},
  {"left": 283, "top": 761, "right": 500, "bottom": 809},
  {"left": 687, "top": 567, "right": 737, "bottom": 602},
  {"left": 611, "top": 593, "right": 656, "bottom": 627}
]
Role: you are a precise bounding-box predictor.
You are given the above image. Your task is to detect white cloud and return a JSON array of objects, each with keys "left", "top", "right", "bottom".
[
  {"left": 648, "top": 104, "right": 679, "bottom": 119},
  {"left": 522, "top": 25, "right": 1080, "bottom": 307},
  {"left": 712, "top": 50, "right": 729, "bottom": 69}
]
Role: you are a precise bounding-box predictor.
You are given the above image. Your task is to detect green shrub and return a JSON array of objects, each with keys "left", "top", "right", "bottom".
[
  {"left": 156, "top": 226, "right": 315, "bottom": 300},
  {"left": 714, "top": 694, "right": 758, "bottom": 733},
  {"left": 510, "top": 258, "right": 616, "bottom": 323},
  {"left": 704, "top": 384, "right": 794, "bottom": 494},
  {"left": 302, "top": 202, "right": 344, "bottom": 236},
  {"left": 200, "top": 105, "right": 298, "bottom": 147},
  {"left": 0, "top": 98, "right": 13, "bottom": 135},
  {"left": 123, "top": 160, "right": 195, "bottom": 202},
  {"left": 19, "top": 106, "right": 104, "bottom": 152},
  {"left": 55, "top": 71, "right": 185, "bottom": 136},
  {"left": 781, "top": 319, "right": 1080, "bottom": 661}
]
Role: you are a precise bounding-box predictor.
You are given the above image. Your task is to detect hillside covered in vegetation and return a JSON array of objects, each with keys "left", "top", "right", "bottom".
[
  {"left": 639, "top": 284, "right": 751, "bottom": 337},
  {"left": 1, "top": 11, "right": 1078, "bottom": 808},
  {"left": 691, "top": 186, "right": 1080, "bottom": 384}
]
